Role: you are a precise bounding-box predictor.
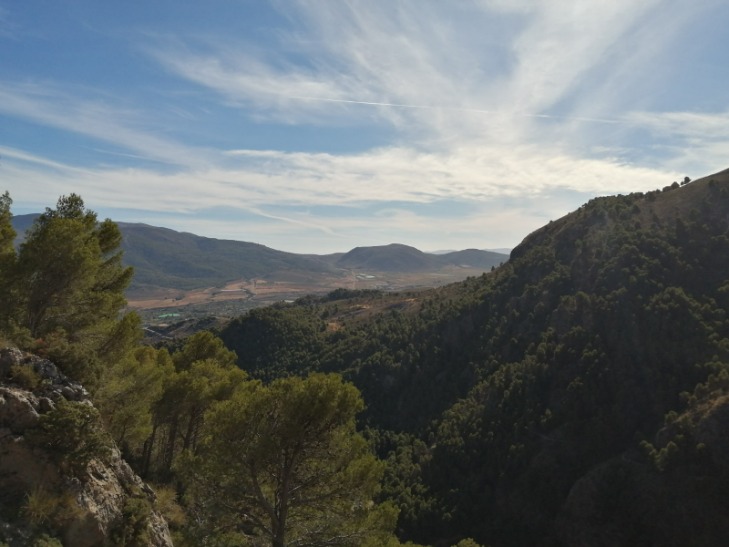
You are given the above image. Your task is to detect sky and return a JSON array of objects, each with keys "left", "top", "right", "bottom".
[{"left": 1, "top": 1, "right": 728, "bottom": 254}]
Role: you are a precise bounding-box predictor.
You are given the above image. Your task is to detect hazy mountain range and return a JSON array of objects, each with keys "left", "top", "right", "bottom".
[{"left": 12, "top": 215, "right": 508, "bottom": 292}]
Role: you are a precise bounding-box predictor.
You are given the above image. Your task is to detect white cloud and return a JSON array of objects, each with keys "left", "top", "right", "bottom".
[
  {"left": 2, "top": 0, "right": 727, "bottom": 253},
  {"left": 147, "top": 0, "right": 705, "bottom": 152},
  {"left": 620, "top": 109, "right": 729, "bottom": 174},
  {"left": 628, "top": 110, "right": 729, "bottom": 140},
  {"left": 2, "top": 137, "right": 680, "bottom": 253},
  {"left": 148, "top": 2, "right": 511, "bottom": 141},
  {"left": 0, "top": 82, "right": 209, "bottom": 168},
  {"left": 507, "top": 1, "right": 663, "bottom": 112}
]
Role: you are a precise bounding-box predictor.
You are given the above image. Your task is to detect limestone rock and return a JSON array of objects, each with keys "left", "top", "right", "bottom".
[{"left": 0, "top": 346, "right": 173, "bottom": 546}]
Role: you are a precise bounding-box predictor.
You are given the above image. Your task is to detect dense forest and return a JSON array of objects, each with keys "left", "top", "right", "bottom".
[
  {"left": 2, "top": 168, "right": 729, "bottom": 546},
  {"left": 218, "top": 170, "right": 729, "bottom": 546}
]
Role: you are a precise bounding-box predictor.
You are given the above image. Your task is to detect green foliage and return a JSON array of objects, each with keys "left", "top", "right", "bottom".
[
  {"left": 172, "top": 330, "right": 237, "bottom": 371},
  {"left": 152, "top": 485, "right": 187, "bottom": 528},
  {"left": 220, "top": 304, "right": 326, "bottom": 380},
  {"left": 6, "top": 363, "right": 42, "bottom": 390},
  {"left": 1, "top": 193, "right": 136, "bottom": 383},
  {"left": 452, "top": 540, "right": 485, "bottom": 547},
  {"left": 214, "top": 175, "right": 729, "bottom": 546},
  {"left": 30, "top": 535, "right": 63, "bottom": 547},
  {"left": 111, "top": 496, "right": 152, "bottom": 547},
  {"left": 28, "top": 399, "right": 112, "bottom": 476},
  {"left": 0, "top": 191, "right": 14, "bottom": 259},
  {"left": 95, "top": 346, "right": 172, "bottom": 459},
  {"left": 368, "top": 429, "right": 436, "bottom": 542},
  {"left": 16, "top": 195, "right": 126, "bottom": 336},
  {"left": 0, "top": 191, "right": 17, "bottom": 333},
  {"left": 180, "top": 373, "right": 397, "bottom": 546},
  {"left": 643, "top": 365, "right": 729, "bottom": 475},
  {"left": 142, "top": 333, "right": 248, "bottom": 479},
  {"left": 22, "top": 485, "right": 84, "bottom": 536},
  {"left": 22, "top": 486, "right": 59, "bottom": 527}
]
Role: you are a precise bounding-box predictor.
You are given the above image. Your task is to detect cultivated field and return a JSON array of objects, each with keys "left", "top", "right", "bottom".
[{"left": 128, "top": 265, "right": 490, "bottom": 327}]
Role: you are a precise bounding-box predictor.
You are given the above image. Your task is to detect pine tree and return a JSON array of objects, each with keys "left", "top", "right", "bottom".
[
  {"left": 180, "top": 373, "right": 398, "bottom": 546},
  {"left": 0, "top": 191, "right": 17, "bottom": 334},
  {"left": 12, "top": 194, "right": 135, "bottom": 381}
]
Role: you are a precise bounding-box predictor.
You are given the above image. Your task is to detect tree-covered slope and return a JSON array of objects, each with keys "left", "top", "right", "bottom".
[
  {"left": 219, "top": 169, "right": 729, "bottom": 546},
  {"left": 416, "top": 172, "right": 729, "bottom": 546}
]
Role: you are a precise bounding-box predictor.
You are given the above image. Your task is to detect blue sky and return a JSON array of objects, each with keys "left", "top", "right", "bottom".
[{"left": 2, "top": 1, "right": 728, "bottom": 254}]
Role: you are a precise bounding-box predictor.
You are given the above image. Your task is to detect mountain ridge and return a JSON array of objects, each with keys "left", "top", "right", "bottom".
[{"left": 12, "top": 215, "right": 508, "bottom": 293}]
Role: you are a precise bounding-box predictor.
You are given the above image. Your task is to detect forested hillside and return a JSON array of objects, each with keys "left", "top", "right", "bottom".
[
  {"left": 219, "top": 169, "right": 729, "bottom": 546},
  {"left": 3, "top": 169, "right": 729, "bottom": 546},
  {"left": 0, "top": 194, "right": 401, "bottom": 546}
]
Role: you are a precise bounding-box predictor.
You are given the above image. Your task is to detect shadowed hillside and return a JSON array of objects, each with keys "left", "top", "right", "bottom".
[
  {"left": 117, "top": 222, "right": 338, "bottom": 290},
  {"left": 219, "top": 168, "right": 729, "bottom": 546}
]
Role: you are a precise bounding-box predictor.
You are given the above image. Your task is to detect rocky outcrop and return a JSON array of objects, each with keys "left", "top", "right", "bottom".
[{"left": 0, "top": 347, "right": 173, "bottom": 546}]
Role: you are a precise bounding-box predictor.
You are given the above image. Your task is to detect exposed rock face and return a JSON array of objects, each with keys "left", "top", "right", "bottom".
[{"left": 0, "top": 347, "right": 173, "bottom": 546}]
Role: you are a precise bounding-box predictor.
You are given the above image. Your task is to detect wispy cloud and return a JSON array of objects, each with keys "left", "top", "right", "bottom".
[
  {"left": 0, "top": 6, "right": 17, "bottom": 39},
  {"left": 147, "top": 0, "right": 696, "bottom": 150},
  {"left": 2, "top": 0, "right": 727, "bottom": 253},
  {"left": 147, "top": 2, "right": 502, "bottom": 138},
  {"left": 0, "top": 82, "right": 209, "bottom": 168},
  {"left": 628, "top": 110, "right": 729, "bottom": 140},
  {"left": 623, "top": 109, "right": 729, "bottom": 173},
  {"left": 505, "top": 1, "right": 662, "bottom": 112},
  {"left": 0, "top": 139, "right": 677, "bottom": 250}
]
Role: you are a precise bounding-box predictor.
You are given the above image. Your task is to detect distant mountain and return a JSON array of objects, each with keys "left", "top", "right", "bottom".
[
  {"left": 440, "top": 248, "right": 507, "bottom": 269},
  {"left": 335, "top": 244, "right": 506, "bottom": 272},
  {"left": 11, "top": 216, "right": 508, "bottom": 292},
  {"left": 9, "top": 213, "right": 39, "bottom": 246},
  {"left": 432, "top": 247, "right": 512, "bottom": 255},
  {"left": 336, "top": 243, "right": 439, "bottom": 272},
  {"left": 117, "top": 222, "right": 337, "bottom": 291}
]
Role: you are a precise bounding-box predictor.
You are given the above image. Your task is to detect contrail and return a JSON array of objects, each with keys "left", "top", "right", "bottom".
[
  {"left": 86, "top": 147, "right": 176, "bottom": 164},
  {"left": 247, "top": 205, "right": 337, "bottom": 235},
  {"left": 288, "top": 95, "right": 623, "bottom": 125},
  {"left": 289, "top": 95, "right": 440, "bottom": 111}
]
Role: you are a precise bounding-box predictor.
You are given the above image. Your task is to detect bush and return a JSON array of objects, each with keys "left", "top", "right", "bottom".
[
  {"left": 22, "top": 485, "right": 84, "bottom": 532},
  {"left": 23, "top": 486, "right": 57, "bottom": 527},
  {"left": 8, "top": 364, "right": 42, "bottom": 390},
  {"left": 111, "top": 496, "right": 152, "bottom": 546},
  {"left": 152, "top": 485, "right": 186, "bottom": 527},
  {"left": 27, "top": 399, "right": 112, "bottom": 476},
  {"left": 31, "top": 535, "right": 63, "bottom": 547}
]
